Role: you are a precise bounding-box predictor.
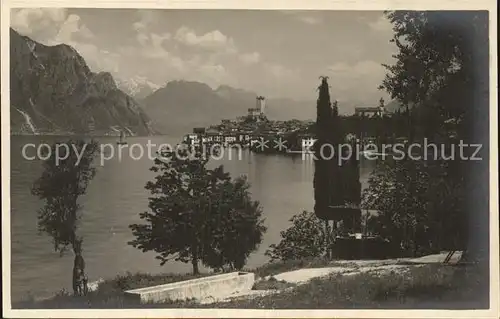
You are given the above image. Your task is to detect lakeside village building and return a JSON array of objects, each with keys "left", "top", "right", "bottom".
[
  {"left": 182, "top": 96, "right": 318, "bottom": 151},
  {"left": 354, "top": 98, "right": 386, "bottom": 117},
  {"left": 183, "top": 128, "right": 316, "bottom": 153},
  {"left": 183, "top": 124, "right": 253, "bottom": 148}
]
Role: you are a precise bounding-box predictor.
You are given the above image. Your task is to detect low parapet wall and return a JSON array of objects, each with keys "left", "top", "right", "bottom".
[{"left": 124, "top": 272, "right": 255, "bottom": 304}]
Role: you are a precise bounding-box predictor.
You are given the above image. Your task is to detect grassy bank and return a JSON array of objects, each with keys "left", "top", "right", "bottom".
[
  {"left": 14, "top": 272, "right": 210, "bottom": 309},
  {"left": 251, "top": 257, "right": 356, "bottom": 278},
  {"left": 13, "top": 257, "right": 340, "bottom": 308},
  {"left": 14, "top": 261, "right": 488, "bottom": 309},
  {"left": 213, "top": 263, "right": 489, "bottom": 309}
]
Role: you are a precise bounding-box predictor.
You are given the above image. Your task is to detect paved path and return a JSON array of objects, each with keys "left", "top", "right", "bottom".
[
  {"left": 143, "top": 251, "right": 463, "bottom": 305},
  {"left": 205, "top": 252, "right": 464, "bottom": 304},
  {"left": 268, "top": 267, "right": 349, "bottom": 284},
  {"left": 405, "top": 251, "right": 463, "bottom": 265},
  {"left": 264, "top": 263, "right": 418, "bottom": 284}
]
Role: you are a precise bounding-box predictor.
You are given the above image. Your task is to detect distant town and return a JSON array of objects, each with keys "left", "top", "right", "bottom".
[
  {"left": 182, "top": 96, "right": 317, "bottom": 154},
  {"left": 182, "top": 95, "right": 398, "bottom": 155}
]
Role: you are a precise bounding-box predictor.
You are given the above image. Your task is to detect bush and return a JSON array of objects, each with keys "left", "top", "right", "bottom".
[{"left": 265, "top": 211, "right": 328, "bottom": 261}]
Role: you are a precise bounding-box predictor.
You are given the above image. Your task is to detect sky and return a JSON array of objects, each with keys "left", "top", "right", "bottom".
[{"left": 10, "top": 8, "right": 398, "bottom": 104}]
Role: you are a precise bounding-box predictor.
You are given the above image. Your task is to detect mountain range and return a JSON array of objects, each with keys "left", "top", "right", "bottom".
[
  {"left": 139, "top": 81, "right": 323, "bottom": 135},
  {"left": 139, "top": 82, "right": 401, "bottom": 134},
  {"left": 9, "top": 28, "right": 403, "bottom": 136}
]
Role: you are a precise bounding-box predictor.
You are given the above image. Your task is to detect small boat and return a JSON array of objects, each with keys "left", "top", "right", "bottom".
[{"left": 117, "top": 131, "right": 128, "bottom": 145}]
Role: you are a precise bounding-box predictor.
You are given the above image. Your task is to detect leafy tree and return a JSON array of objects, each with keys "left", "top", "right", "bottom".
[
  {"left": 363, "top": 157, "right": 468, "bottom": 256},
  {"left": 380, "top": 11, "right": 488, "bottom": 141},
  {"left": 378, "top": 11, "right": 489, "bottom": 261},
  {"left": 129, "top": 145, "right": 267, "bottom": 274},
  {"left": 362, "top": 160, "right": 430, "bottom": 255},
  {"left": 266, "top": 211, "right": 330, "bottom": 261},
  {"left": 202, "top": 176, "right": 267, "bottom": 271},
  {"left": 32, "top": 139, "right": 99, "bottom": 295}
]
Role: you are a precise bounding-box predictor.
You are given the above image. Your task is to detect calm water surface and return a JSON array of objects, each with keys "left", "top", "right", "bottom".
[{"left": 10, "top": 135, "right": 376, "bottom": 301}]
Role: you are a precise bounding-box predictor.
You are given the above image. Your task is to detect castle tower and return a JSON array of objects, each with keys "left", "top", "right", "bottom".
[{"left": 257, "top": 96, "right": 266, "bottom": 114}]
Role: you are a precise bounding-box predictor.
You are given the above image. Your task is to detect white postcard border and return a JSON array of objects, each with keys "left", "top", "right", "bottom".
[{"left": 2, "top": 0, "right": 498, "bottom": 318}]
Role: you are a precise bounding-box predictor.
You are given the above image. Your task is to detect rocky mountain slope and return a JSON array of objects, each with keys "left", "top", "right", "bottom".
[{"left": 10, "top": 28, "right": 155, "bottom": 136}]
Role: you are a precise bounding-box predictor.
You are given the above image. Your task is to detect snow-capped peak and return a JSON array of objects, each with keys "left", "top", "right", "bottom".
[{"left": 115, "top": 76, "right": 160, "bottom": 99}]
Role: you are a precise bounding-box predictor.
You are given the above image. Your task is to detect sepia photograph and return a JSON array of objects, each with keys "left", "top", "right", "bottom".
[{"left": 1, "top": 1, "right": 498, "bottom": 318}]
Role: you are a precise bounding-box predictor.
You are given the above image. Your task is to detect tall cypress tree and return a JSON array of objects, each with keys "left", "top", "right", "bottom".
[
  {"left": 313, "top": 77, "right": 332, "bottom": 219},
  {"left": 329, "top": 92, "right": 345, "bottom": 208},
  {"left": 314, "top": 77, "right": 361, "bottom": 235},
  {"left": 314, "top": 77, "right": 350, "bottom": 215}
]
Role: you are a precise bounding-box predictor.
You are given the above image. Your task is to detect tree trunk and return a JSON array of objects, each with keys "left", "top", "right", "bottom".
[
  {"left": 71, "top": 232, "right": 87, "bottom": 294},
  {"left": 72, "top": 261, "right": 79, "bottom": 296},
  {"left": 331, "top": 221, "right": 337, "bottom": 259},
  {"left": 412, "top": 226, "right": 418, "bottom": 256},
  {"left": 72, "top": 239, "right": 86, "bottom": 296},
  {"left": 72, "top": 254, "right": 86, "bottom": 295},
  {"left": 192, "top": 257, "right": 200, "bottom": 275},
  {"left": 324, "top": 220, "right": 330, "bottom": 259},
  {"left": 191, "top": 243, "right": 200, "bottom": 275}
]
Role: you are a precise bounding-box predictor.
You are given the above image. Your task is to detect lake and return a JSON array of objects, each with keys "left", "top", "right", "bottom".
[{"left": 9, "top": 135, "right": 376, "bottom": 302}]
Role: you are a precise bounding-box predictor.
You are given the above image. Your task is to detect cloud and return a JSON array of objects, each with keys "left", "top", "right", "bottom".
[
  {"left": 119, "top": 42, "right": 180, "bottom": 69},
  {"left": 127, "top": 18, "right": 173, "bottom": 60},
  {"left": 197, "top": 63, "right": 233, "bottom": 85},
  {"left": 11, "top": 9, "right": 94, "bottom": 46},
  {"left": 136, "top": 10, "right": 161, "bottom": 27},
  {"left": 239, "top": 52, "right": 260, "bottom": 65},
  {"left": 11, "top": 9, "right": 265, "bottom": 93},
  {"left": 53, "top": 14, "right": 94, "bottom": 43},
  {"left": 297, "top": 15, "right": 322, "bottom": 25},
  {"left": 328, "top": 60, "right": 385, "bottom": 77},
  {"left": 119, "top": 34, "right": 186, "bottom": 76},
  {"left": 143, "top": 44, "right": 169, "bottom": 59},
  {"left": 327, "top": 60, "right": 387, "bottom": 99},
  {"left": 122, "top": 18, "right": 245, "bottom": 86},
  {"left": 11, "top": 9, "right": 93, "bottom": 44},
  {"left": 136, "top": 33, "right": 148, "bottom": 46},
  {"left": 266, "top": 63, "right": 296, "bottom": 79},
  {"left": 281, "top": 11, "right": 323, "bottom": 25},
  {"left": 135, "top": 31, "right": 171, "bottom": 50},
  {"left": 11, "top": 8, "right": 67, "bottom": 35},
  {"left": 132, "top": 21, "right": 146, "bottom": 31},
  {"left": 77, "top": 43, "right": 121, "bottom": 73},
  {"left": 10, "top": 9, "right": 394, "bottom": 103},
  {"left": 151, "top": 33, "right": 171, "bottom": 47},
  {"left": 132, "top": 17, "right": 171, "bottom": 49},
  {"left": 11, "top": 9, "right": 115, "bottom": 74},
  {"left": 174, "top": 26, "right": 237, "bottom": 54}
]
